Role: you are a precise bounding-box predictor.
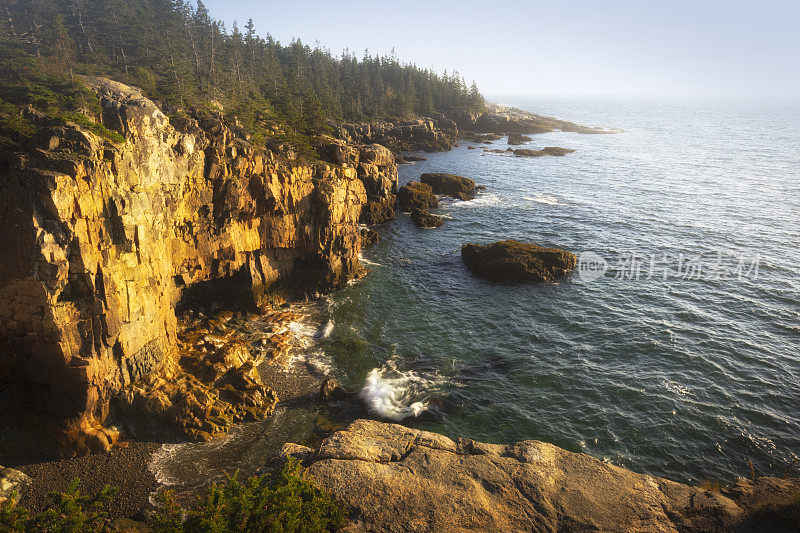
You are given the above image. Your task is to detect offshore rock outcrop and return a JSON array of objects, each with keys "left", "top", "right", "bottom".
[
  {"left": 282, "top": 420, "right": 768, "bottom": 532},
  {"left": 462, "top": 240, "right": 577, "bottom": 282},
  {"left": 514, "top": 146, "right": 577, "bottom": 157},
  {"left": 0, "top": 77, "right": 388, "bottom": 454},
  {"left": 453, "top": 104, "right": 611, "bottom": 135},
  {"left": 410, "top": 208, "right": 443, "bottom": 228},
  {"left": 420, "top": 172, "right": 477, "bottom": 198},
  {"left": 397, "top": 182, "right": 438, "bottom": 212}
]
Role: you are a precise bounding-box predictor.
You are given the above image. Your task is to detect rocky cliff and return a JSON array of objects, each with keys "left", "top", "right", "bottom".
[
  {"left": 281, "top": 420, "right": 799, "bottom": 533},
  {"left": 0, "top": 77, "right": 395, "bottom": 455}
]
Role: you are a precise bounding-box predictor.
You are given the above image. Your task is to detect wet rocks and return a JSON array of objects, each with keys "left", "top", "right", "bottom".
[
  {"left": 461, "top": 240, "right": 577, "bottom": 282},
  {"left": 318, "top": 378, "right": 348, "bottom": 403},
  {"left": 289, "top": 419, "right": 746, "bottom": 532},
  {"left": 360, "top": 227, "right": 380, "bottom": 247},
  {"left": 420, "top": 173, "right": 476, "bottom": 198},
  {"left": 398, "top": 181, "right": 438, "bottom": 212},
  {"left": 0, "top": 466, "right": 30, "bottom": 504},
  {"left": 113, "top": 309, "right": 300, "bottom": 442},
  {"left": 507, "top": 133, "right": 533, "bottom": 145},
  {"left": 410, "top": 208, "right": 444, "bottom": 228},
  {"left": 513, "top": 146, "right": 576, "bottom": 157}
]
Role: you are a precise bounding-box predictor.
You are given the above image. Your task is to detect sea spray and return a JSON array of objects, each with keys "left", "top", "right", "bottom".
[{"left": 359, "top": 368, "right": 428, "bottom": 420}]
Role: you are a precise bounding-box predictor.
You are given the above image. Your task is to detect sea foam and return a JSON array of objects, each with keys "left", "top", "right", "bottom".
[{"left": 359, "top": 367, "right": 429, "bottom": 420}]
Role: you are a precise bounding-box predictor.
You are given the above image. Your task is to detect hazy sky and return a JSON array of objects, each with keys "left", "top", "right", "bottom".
[{"left": 201, "top": 0, "right": 799, "bottom": 101}]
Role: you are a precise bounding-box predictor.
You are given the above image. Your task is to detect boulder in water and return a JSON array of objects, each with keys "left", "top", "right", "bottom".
[
  {"left": 507, "top": 133, "right": 533, "bottom": 145},
  {"left": 513, "top": 147, "right": 576, "bottom": 157},
  {"left": 420, "top": 173, "right": 476, "bottom": 197},
  {"left": 461, "top": 240, "right": 576, "bottom": 282},
  {"left": 398, "top": 181, "right": 438, "bottom": 211},
  {"left": 410, "top": 208, "right": 444, "bottom": 228}
]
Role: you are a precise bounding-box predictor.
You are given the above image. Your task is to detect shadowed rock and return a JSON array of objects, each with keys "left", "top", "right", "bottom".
[
  {"left": 360, "top": 227, "right": 380, "bottom": 247},
  {"left": 513, "top": 147, "right": 576, "bottom": 157},
  {"left": 398, "top": 181, "right": 438, "bottom": 212},
  {"left": 410, "top": 209, "right": 443, "bottom": 228},
  {"left": 420, "top": 173, "right": 476, "bottom": 197},
  {"left": 461, "top": 240, "right": 576, "bottom": 282},
  {"left": 507, "top": 133, "right": 533, "bottom": 145}
]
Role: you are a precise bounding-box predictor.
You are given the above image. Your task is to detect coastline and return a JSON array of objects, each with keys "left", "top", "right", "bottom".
[{"left": 2, "top": 78, "right": 797, "bottom": 531}]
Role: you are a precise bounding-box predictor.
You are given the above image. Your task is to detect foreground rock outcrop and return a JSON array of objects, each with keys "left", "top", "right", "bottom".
[
  {"left": 462, "top": 240, "right": 577, "bottom": 282},
  {"left": 0, "top": 77, "right": 392, "bottom": 454},
  {"left": 283, "top": 420, "right": 760, "bottom": 532}
]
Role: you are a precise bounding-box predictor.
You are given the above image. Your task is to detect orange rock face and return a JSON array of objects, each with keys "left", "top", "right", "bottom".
[{"left": 0, "top": 77, "right": 393, "bottom": 454}]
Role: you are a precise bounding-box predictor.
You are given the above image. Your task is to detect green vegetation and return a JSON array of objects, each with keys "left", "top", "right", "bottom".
[
  {"left": 0, "top": 460, "right": 345, "bottom": 532},
  {"left": 0, "top": 0, "right": 486, "bottom": 147},
  {"left": 0, "top": 478, "right": 117, "bottom": 532}
]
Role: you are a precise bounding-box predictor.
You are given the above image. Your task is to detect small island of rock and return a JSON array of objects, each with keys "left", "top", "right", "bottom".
[{"left": 461, "top": 240, "right": 577, "bottom": 282}]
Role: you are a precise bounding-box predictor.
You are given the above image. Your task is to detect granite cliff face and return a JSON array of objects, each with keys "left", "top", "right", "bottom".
[{"left": 0, "top": 77, "right": 394, "bottom": 454}]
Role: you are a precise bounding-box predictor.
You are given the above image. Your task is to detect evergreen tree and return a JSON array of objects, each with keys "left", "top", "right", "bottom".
[{"left": 0, "top": 0, "right": 486, "bottom": 137}]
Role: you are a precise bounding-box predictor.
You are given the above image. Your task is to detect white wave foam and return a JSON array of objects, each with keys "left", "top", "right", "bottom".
[
  {"left": 358, "top": 252, "right": 383, "bottom": 267},
  {"left": 316, "top": 319, "right": 334, "bottom": 339},
  {"left": 450, "top": 192, "right": 502, "bottom": 208},
  {"left": 292, "top": 348, "right": 333, "bottom": 376},
  {"left": 359, "top": 366, "right": 431, "bottom": 420},
  {"left": 523, "top": 193, "right": 562, "bottom": 206}
]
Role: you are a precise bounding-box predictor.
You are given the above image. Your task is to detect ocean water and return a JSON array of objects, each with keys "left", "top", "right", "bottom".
[
  {"left": 152, "top": 99, "right": 800, "bottom": 491},
  {"left": 320, "top": 98, "right": 800, "bottom": 484}
]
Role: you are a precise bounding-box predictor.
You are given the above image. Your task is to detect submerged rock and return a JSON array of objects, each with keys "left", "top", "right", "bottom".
[
  {"left": 513, "top": 146, "right": 576, "bottom": 157},
  {"left": 420, "top": 172, "right": 476, "bottom": 197},
  {"left": 398, "top": 181, "right": 438, "bottom": 211},
  {"left": 410, "top": 208, "right": 444, "bottom": 228},
  {"left": 290, "top": 419, "right": 747, "bottom": 532},
  {"left": 461, "top": 240, "right": 576, "bottom": 282}
]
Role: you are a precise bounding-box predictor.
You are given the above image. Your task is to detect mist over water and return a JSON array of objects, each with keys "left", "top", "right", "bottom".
[{"left": 319, "top": 98, "right": 800, "bottom": 483}]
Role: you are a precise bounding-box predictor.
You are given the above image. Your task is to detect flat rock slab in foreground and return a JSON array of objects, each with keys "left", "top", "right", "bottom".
[
  {"left": 295, "top": 420, "right": 742, "bottom": 532},
  {"left": 461, "top": 239, "right": 576, "bottom": 282}
]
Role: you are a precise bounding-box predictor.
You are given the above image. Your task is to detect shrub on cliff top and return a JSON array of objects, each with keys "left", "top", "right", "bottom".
[
  {"left": 0, "top": 478, "right": 117, "bottom": 533},
  {"left": 0, "top": 460, "right": 344, "bottom": 532},
  {"left": 152, "top": 459, "right": 345, "bottom": 533}
]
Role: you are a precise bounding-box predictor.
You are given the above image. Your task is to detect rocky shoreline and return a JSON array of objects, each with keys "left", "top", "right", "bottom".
[{"left": 4, "top": 75, "right": 792, "bottom": 532}]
